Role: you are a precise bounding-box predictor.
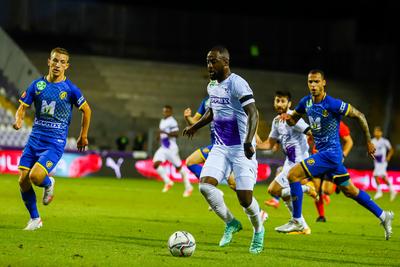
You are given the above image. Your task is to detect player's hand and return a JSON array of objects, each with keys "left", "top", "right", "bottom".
[
  {"left": 182, "top": 126, "right": 197, "bottom": 139},
  {"left": 367, "top": 141, "right": 376, "bottom": 159},
  {"left": 279, "top": 113, "right": 291, "bottom": 122},
  {"left": 244, "top": 142, "right": 255, "bottom": 159},
  {"left": 77, "top": 135, "right": 89, "bottom": 152},
  {"left": 183, "top": 108, "right": 192, "bottom": 118},
  {"left": 13, "top": 120, "right": 22, "bottom": 130}
]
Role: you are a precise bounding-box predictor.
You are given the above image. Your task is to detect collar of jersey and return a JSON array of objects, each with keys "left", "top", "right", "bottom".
[
  {"left": 311, "top": 92, "right": 327, "bottom": 104},
  {"left": 44, "top": 76, "right": 67, "bottom": 83}
]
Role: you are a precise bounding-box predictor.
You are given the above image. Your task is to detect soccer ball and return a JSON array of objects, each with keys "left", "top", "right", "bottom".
[{"left": 167, "top": 231, "right": 196, "bottom": 257}]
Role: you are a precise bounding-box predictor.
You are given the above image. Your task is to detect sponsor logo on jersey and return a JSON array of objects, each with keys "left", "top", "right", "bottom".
[
  {"left": 59, "top": 91, "right": 67, "bottom": 100},
  {"left": 46, "top": 160, "right": 53, "bottom": 169},
  {"left": 307, "top": 158, "right": 315, "bottom": 165},
  {"left": 306, "top": 99, "right": 313, "bottom": 108},
  {"left": 210, "top": 96, "right": 230, "bottom": 104},
  {"left": 322, "top": 109, "right": 329, "bottom": 117},
  {"left": 36, "top": 81, "right": 47, "bottom": 91}
]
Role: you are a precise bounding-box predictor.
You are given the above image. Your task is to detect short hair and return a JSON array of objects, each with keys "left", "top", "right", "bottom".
[
  {"left": 50, "top": 47, "right": 69, "bottom": 59},
  {"left": 164, "top": 105, "right": 173, "bottom": 110},
  {"left": 210, "top": 45, "right": 230, "bottom": 61},
  {"left": 309, "top": 69, "right": 325, "bottom": 79},
  {"left": 275, "top": 91, "right": 291, "bottom": 101},
  {"left": 374, "top": 126, "right": 382, "bottom": 131}
]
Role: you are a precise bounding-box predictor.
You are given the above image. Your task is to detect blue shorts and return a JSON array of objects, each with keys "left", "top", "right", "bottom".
[
  {"left": 19, "top": 135, "right": 65, "bottom": 174},
  {"left": 198, "top": 144, "right": 213, "bottom": 161},
  {"left": 301, "top": 150, "right": 350, "bottom": 185}
]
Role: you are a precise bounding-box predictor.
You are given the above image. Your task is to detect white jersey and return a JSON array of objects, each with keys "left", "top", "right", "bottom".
[
  {"left": 159, "top": 116, "right": 179, "bottom": 149},
  {"left": 269, "top": 110, "right": 310, "bottom": 163},
  {"left": 207, "top": 73, "right": 255, "bottom": 147},
  {"left": 372, "top": 137, "right": 392, "bottom": 164}
]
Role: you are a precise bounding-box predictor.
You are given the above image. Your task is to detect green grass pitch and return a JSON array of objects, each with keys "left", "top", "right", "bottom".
[{"left": 0, "top": 174, "right": 399, "bottom": 266}]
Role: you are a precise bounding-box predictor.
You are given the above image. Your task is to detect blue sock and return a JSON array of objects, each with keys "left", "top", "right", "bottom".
[
  {"left": 272, "top": 195, "right": 280, "bottom": 201},
  {"left": 354, "top": 190, "right": 383, "bottom": 218},
  {"left": 21, "top": 187, "right": 39, "bottom": 219},
  {"left": 38, "top": 175, "right": 51, "bottom": 188},
  {"left": 187, "top": 164, "right": 203, "bottom": 178},
  {"left": 290, "top": 182, "right": 303, "bottom": 219}
]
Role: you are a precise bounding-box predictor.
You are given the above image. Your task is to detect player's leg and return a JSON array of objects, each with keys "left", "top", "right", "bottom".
[
  {"left": 199, "top": 146, "right": 241, "bottom": 246},
  {"left": 186, "top": 146, "right": 211, "bottom": 178},
  {"left": 153, "top": 147, "right": 173, "bottom": 192},
  {"left": 232, "top": 152, "right": 264, "bottom": 254},
  {"left": 265, "top": 166, "right": 283, "bottom": 207},
  {"left": 335, "top": 168, "right": 394, "bottom": 240},
  {"left": 169, "top": 147, "right": 192, "bottom": 197},
  {"left": 34, "top": 143, "right": 65, "bottom": 205},
  {"left": 380, "top": 175, "right": 397, "bottom": 201},
  {"left": 17, "top": 142, "right": 43, "bottom": 230},
  {"left": 18, "top": 168, "right": 42, "bottom": 230},
  {"left": 373, "top": 175, "right": 383, "bottom": 200},
  {"left": 314, "top": 177, "right": 327, "bottom": 222}
]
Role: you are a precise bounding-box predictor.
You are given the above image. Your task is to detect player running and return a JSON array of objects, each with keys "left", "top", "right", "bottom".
[
  {"left": 183, "top": 46, "right": 265, "bottom": 254},
  {"left": 153, "top": 105, "right": 193, "bottom": 197},
  {"left": 276, "top": 69, "right": 394, "bottom": 240},
  {"left": 13, "top": 47, "right": 92, "bottom": 230},
  {"left": 257, "top": 90, "right": 317, "bottom": 234}
]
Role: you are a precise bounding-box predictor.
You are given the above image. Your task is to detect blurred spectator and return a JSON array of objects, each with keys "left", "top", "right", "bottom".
[{"left": 116, "top": 133, "right": 129, "bottom": 151}]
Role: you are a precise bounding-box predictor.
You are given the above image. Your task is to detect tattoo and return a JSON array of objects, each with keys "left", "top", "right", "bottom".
[{"left": 347, "top": 105, "right": 371, "bottom": 142}]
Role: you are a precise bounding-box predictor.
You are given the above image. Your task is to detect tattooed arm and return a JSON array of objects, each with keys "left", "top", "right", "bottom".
[{"left": 346, "top": 105, "right": 375, "bottom": 158}]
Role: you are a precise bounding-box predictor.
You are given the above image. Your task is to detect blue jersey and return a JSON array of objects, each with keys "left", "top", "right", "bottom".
[
  {"left": 196, "top": 96, "right": 216, "bottom": 145},
  {"left": 295, "top": 94, "right": 350, "bottom": 153},
  {"left": 19, "top": 77, "right": 86, "bottom": 142}
]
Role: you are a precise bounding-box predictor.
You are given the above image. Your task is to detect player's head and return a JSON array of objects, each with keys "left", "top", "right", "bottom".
[
  {"left": 307, "top": 69, "right": 326, "bottom": 97},
  {"left": 206, "top": 46, "right": 230, "bottom": 82},
  {"left": 48, "top": 47, "right": 70, "bottom": 78},
  {"left": 274, "top": 91, "right": 292, "bottom": 114},
  {"left": 373, "top": 126, "right": 383, "bottom": 138},
  {"left": 163, "top": 105, "right": 173, "bottom": 118}
]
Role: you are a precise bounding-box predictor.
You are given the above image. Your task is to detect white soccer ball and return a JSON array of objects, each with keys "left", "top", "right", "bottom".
[{"left": 167, "top": 231, "right": 196, "bottom": 257}]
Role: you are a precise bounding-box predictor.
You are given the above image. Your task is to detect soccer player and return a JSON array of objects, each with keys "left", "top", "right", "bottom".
[
  {"left": 13, "top": 47, "right": 92, "bottom": 230},
  {"left": 184, "top": 100, "right": 268, "bottom": 221},
  {"left": 153, "top": 105, "right": 193, "bottom": 197},
  {"left": 257, "top": 91, "right": 317, "bottom": 234},
  {"left": 313, "top": 121, "right": 354, "bottom": 222},
  {"left": 183, "top": 46, "right": 265, "bottom": 254},
  {"left": 276, "top": 69, "right": 394, "bottom": 240},
  {"left": 371, "top": 126, "right": 396, "bottom": 201}
]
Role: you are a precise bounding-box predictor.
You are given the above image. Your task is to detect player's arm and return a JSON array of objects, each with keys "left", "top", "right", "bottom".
[
  {"left": 183, "top": 108, "right": 202, "bottom": 126},
  {"left": 341, "top": 135, "right": 353, "bottom": 158},
  {"left": 13, "top": 103, "right": 29, "bottom": 130},
  {"left": 280, "top": 110, "right": 302, "bottom": 126},
  {"left": 346, "top": 105, "right": 375, "bottom": 158},
  {"left": 182, "top": 108, "right": 213, "bottom": 138},
  {"left": 166, "top": 130, "right": 180, "bottom": 138},
  {"left": 256, "top": 136, "right": 278, "bottom": 150},
  {"left": 77, "top": 102, "right": 91, "bottom": 152},
  {"left": 386, "top": 145, "right": 394, "bottom": 162},
  {"left": 243, "top": 102, "right": 259, "bottom": 159}
]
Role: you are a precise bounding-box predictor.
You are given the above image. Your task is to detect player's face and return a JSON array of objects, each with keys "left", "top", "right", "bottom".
[
  {"left": 308, "top": 73, "right": 326, "bottom": 97},
  {"left": 274, "top": 96, "right": 291, "bottom": 114},
  {"left": 48, "top": 52, "right": 69, "bottom": 77},
  {"left": 162, "top": 108, "right": 172, "bottom": 118},
  {"left": 374, "top": 128, "right": 383, "bottom": 138},
  {"left": 207, "top": 51, "right": 226, "bottom": 81}
]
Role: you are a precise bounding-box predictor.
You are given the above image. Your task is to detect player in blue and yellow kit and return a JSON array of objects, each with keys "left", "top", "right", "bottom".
[
  {"left": 276, "top": 69, "right": 394, "bottom": 240},
  {"left": 13, "top": 47, "right": 92, "bottom": 230}
]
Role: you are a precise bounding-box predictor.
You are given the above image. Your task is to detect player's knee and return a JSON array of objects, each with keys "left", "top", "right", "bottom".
[
  {"left": 18, "top": 171, "right": 30, "bottom": 189},
  {"left": 238, "top": 196, "right": 252, "bottom": 208},
  {"left": 340, "top": 186, "right": 358, "bottom": 198},
  {"left": 29, "top": 171, "right": 44, "bottom": 186},
  {"left": 199, "top": 182, "right": 215, "bottom": 196},
  {"left": 267, "top": 185, "right": 279, "bottom": 196}
]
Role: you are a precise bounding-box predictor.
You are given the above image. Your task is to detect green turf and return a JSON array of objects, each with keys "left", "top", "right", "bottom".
[{"left": 0, "top": 175, "right": 399, "bottom": 266}]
